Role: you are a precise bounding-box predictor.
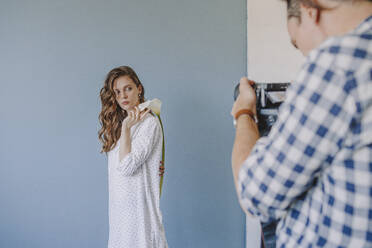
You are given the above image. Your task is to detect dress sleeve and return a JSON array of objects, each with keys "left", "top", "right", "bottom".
[
  {"left": 116, "top": 116, "right": 161, "bottom": 176},
  {"left": 237, "top": 46, "right": 358, "bottom": 222}
]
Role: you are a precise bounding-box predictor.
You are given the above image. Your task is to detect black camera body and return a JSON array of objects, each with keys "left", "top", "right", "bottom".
[{"left": 234, "top": 82, "right": 290, "bottom": 136}]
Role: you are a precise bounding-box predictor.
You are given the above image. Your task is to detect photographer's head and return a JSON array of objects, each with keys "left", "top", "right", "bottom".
[{"left": 284, "top": 0, "right": 372, "bottom": 55}]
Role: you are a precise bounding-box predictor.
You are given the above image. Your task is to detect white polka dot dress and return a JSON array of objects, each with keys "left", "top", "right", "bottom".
[{"left": 107, "top": 114, "right": 168, "bottom": 248}]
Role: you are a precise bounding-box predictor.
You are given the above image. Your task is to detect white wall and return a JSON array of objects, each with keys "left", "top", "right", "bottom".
[{"left": 247, "top": 0, "right": 304, "bottom": 82}]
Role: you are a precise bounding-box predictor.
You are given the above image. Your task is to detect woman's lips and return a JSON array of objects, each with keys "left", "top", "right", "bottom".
[{"left": 122, "top": 101, "right": 130, "bottom": 105}]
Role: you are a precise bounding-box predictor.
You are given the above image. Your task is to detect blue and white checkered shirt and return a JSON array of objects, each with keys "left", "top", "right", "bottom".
[{"left": 238, "top": 16, "right": 372, "bottom": 247}]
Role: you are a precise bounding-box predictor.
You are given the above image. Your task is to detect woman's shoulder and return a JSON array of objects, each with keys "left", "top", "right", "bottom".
[
  {"left": 133, "top": 113, "right": 161, "bottom": 139},
  {"left": 139, "top": 112, "right": 160, "bottom": 129}
]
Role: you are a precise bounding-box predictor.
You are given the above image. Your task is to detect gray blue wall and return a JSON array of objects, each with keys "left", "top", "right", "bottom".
[{"left": 0, "top": 0, "right": 247, "bottom": 247}]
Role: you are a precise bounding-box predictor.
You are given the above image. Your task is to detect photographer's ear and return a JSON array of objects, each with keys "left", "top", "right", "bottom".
[{"left": 300, "top": 3, "right": 321, "bottom": 24}]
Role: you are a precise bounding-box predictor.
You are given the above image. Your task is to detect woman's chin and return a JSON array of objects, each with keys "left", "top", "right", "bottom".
[
  {"left": 122, "top": 105, "right": 134, "bottom": 112},
  {"left": 120, "top": 103, "right": 139, "bottom": 112},
  {"left": 119, "top": 105, "right": 129, "bottom": 111}
]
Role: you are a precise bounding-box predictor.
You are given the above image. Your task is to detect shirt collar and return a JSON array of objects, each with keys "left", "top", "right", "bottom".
[{"left": 354, "top": 14, "right": 372, "bottom": 34}]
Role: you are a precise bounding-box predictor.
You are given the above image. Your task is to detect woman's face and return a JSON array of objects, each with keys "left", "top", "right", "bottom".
[{"left": 113, "top": 76, "right": 142, "bottom": 112}]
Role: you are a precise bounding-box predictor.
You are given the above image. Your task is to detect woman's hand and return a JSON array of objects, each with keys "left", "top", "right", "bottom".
[{"left": 122, "top": 107, "right": 150, "bottom": 131}]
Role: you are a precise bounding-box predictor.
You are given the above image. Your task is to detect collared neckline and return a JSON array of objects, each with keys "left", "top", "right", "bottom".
[{"left": 354, "top": 14, "right": 372, "bottom": 33}]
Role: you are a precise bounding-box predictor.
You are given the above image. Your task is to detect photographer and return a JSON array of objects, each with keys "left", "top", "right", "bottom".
[{"left": 232, "top": 0, "right": 372, "bottom": 247}]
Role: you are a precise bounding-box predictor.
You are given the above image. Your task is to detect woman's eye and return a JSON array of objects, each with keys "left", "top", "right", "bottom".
[{"left": 126, "top": 87, "right": 132, "bottom": 91}]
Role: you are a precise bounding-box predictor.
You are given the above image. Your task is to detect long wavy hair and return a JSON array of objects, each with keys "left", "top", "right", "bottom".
[{"left": 98, "top": 66, "right": 145, "bottom": 153}]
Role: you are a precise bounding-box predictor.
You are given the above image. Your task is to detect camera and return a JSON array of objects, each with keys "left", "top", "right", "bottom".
[{"left": 234, "top": 82, "right": 290, "bottom": 136}]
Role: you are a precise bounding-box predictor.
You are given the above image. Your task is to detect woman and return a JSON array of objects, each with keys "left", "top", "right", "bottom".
[{"left": 98, "top": 66, "right": 168, "bottom": 248}]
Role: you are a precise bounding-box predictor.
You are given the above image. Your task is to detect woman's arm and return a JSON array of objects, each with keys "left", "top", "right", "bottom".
[
  {"left": 119, "top": 107, "right": 149, "bottom": 161},
  {"left": 119, "top": 126, "right": 131, "bottom": 161},
  {"left": 117, "top": 113, "right": 161, "bottom": 176}
]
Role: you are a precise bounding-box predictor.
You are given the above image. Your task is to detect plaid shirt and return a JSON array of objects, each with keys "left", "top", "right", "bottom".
[{"left": 238, "top": 16, "right": 372, "bottom": 247}]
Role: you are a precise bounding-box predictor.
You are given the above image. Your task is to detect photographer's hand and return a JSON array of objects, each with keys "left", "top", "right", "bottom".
[
  {"left": 231, "top": 77, "right": 260, "bottom": 216},
  {"left": 231, "top": 77, "right": 257, "bottom": 117}
]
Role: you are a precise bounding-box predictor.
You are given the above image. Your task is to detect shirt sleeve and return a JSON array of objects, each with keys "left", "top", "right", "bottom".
[
  {"left": 238, "top": 46, "right": 358, "bottom": 222},
  {"left": 117, "top": 116, "right": 161, "bottom": 176}
]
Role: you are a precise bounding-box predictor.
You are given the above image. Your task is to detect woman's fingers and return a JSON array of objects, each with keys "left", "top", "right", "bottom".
[
  {"left": 128, "top": 110, "right": 134, "bottom": 120},
  {"left": 134, "top": 107, "right": 140, "bottom": 121},
  {"left": 140, "top": 109, "right": 150, "bottom": 120},
  {"left": 124, "top": 107, "right": 149, "bottom": 129}
]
